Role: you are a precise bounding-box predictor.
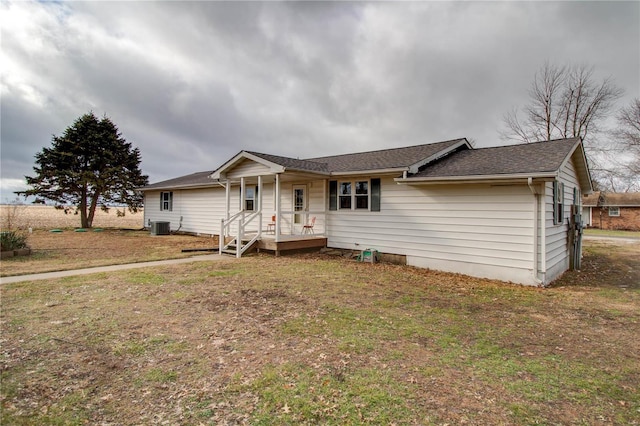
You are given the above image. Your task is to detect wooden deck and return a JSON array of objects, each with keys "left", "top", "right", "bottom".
[{"left": 256, "top": 235, "right": 327, "bottom": 256}]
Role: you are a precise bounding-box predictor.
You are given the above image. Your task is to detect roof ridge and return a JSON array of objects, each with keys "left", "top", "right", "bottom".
[
  {"left": 306, "top": 138, "right": 467, "bottom": 161},
  {"left": 246, "top": 150, "right": 326, "bottom": 164},
  {"left": 472, "top": 137, "right": 580, "bottom": 151}
]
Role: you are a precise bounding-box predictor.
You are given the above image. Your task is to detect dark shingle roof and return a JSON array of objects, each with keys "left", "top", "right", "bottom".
[
  {"left": 411, "top": 138, "right": 580, "bottom": 178},
  {"left": 582, "top": 192, "right": 602, "bottom": 206},
  {"left": 246, "top": 151, "right": 329, "bottom": 173},
  {"left": 583, "top": 191, "right": 640, "bottom": 207},
  {"left": 142, "top": 137, "right": 584, "bottom": 190},
  {"left": 307, "top": 138, "right": 466, "bottom": 172},
  {"left": 141, "top": 170, "right": 215, "bottom": 190}
]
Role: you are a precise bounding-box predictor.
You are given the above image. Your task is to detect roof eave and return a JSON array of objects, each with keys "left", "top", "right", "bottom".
[
  {"left": 395, "top": 172, "right": 558, "bottom": 185},
  {"left": 562, "top": 138, "right": 593, "bottom": 194},
  {"left": 331, "top": 167, "right": 409, "bottom": 177},
  {"left": 282, "top": 168, "right": 331, "bottom": 176},
  {"left": 210, "top": 151, "right": 286, "bottom": 179},
  {"left": 139, "top": 181, "right": 221, "bottom": 191}
]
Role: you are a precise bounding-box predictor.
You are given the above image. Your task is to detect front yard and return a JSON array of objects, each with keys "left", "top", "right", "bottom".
[{"left": 1, "top": 235, "right": 639, "bottom": 424}]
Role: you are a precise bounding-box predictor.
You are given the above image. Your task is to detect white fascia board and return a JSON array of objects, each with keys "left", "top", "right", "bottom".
[
  {"left": 566, "top": 140, "right": 594, "bottom": 193},
  {"left": 283, "top": 168, "right": 331, "bottom": 176},
  {"left": 330, "top": 167, "right": 408, "bottom": 177},
  {"left": 209, "top": 151, "right": 285, "bottom": 179},
  {"left": 407, "top": 139, "right": 471, "bottom": 174},
  {"left": 395, "top": 172, "right": 557, "bottom": 185},
  {"left": 138, "top": 182, "right": 220, "bottom": 191}
]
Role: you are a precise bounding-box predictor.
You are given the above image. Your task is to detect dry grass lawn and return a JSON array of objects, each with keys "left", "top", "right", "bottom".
[
  {"left": 1, "top": 230, "right": 639, "bottom": 425},
  {"left": 1, "top": 229, "right": 216, "bottom": 277}
]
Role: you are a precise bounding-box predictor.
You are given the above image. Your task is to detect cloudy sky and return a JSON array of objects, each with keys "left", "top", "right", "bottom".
[{"left": 1, "top": 1, "right": 638, "bottom": 199}]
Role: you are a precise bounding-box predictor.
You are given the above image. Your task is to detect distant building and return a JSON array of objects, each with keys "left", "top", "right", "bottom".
[{"left": 582, "top": 192, "right": 640, "bottom": 231}]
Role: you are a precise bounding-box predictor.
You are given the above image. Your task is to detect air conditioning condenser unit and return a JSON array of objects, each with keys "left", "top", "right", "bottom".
[{"left": 150, "top": 221, "right": 170, "bottom": 236}]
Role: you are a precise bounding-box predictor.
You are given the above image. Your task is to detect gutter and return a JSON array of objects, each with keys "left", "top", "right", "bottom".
[
  {"left": 138, "top": 182, "right": 220, "bottom": 192},
  {"left": 332, "top": 167, "right": 408, "bottom": 176},
  {"left": 395, "top": 172, "right": 557, "bottom": 185}
]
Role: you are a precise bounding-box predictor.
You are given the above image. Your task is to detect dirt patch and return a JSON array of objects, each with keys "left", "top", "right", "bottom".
[{"left": 553, "top": 237, "right": 640, "bottom": 289}]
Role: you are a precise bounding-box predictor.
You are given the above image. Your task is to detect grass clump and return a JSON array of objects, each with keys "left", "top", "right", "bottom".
[{"left": 1, "top": 230, "right": 29, "bottom": 251}]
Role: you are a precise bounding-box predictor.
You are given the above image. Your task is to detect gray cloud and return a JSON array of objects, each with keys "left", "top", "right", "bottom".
[{"left": 1, "top": 0, "right": 638, "bottom": 196}]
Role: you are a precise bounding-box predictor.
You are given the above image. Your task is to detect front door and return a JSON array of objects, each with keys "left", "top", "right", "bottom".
[{"left": 293, "top": 185, "right": 307, "bottom": 234}]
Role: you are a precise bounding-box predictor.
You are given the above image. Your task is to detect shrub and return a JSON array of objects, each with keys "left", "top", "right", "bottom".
[{"left": 0, "top": 231, "right": 29, "bottom": 251}]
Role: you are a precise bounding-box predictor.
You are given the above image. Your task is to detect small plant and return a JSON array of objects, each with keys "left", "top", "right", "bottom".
[
  {"left": 0, "top": 230, "right": 29, "bottom": 252},
  {"left": 2, "top": 198, "right": 28, "bottom": 230}
]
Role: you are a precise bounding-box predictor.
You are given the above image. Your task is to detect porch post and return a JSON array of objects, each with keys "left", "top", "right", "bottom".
[
  {"left": 240, "top": 177, "right": 245, "bottom": 212},
  {"left": 238, "top": 177, "right": 245, "bottom": 258},
  {"left": 323, "top": 178, "right": 327, "bottom": 236},
  {"left": 220, "top": 180, "right": 230, "bottom": 254},
  {"left": 225, "top": 180, "right": 230, "bottom": 220},
  {"left": 275, "top": 173, "right": 281, "bottom": 242},
  {"left": 257, "top": 175, "right": 263, "bottom": 238}
]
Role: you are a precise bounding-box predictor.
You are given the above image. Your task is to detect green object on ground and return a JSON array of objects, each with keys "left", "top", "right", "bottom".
[
  {"left": 75, "top": 228, "right": 87, "bottom": 232},
  {"left": 50, "top": 229, "right": 63, "bottom": 233},
  {"left": 93, "top": 228, "right": 104, "bottom": 232}
]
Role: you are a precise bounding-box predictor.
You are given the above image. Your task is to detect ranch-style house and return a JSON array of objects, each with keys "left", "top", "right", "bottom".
[{"left": 140, "top": 137, "right": 592, "bottom": 286}]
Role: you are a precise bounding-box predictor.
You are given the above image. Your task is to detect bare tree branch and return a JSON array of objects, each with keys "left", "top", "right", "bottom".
[{"left": 501, "top": 63, "right": 622, "bottom": 144}]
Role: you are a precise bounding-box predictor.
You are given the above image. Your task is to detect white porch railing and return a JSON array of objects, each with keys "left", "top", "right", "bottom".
[
  {"left": 275, "top": 211, "right": 325, "bottom": 237},
  {"left": 220, "top": 210, "right": 262, "bottom": 258}
]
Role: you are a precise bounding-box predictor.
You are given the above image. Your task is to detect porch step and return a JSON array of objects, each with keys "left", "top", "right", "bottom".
[{"left": 220, "top": 239, "right": 258, "bottom": 256}]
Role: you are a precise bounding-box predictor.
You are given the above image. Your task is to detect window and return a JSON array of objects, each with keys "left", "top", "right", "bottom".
[
  {"left": 355, "top": 181, "right": 368, "bottom": 209},
  {"left": 339, "top": 182, "right": 352, "bottom": 209},
  {"left": 160, "top": 191, "right": 173, "bottom": 211},
  {"left": 329, "top": 181, "right": 338, "bottom": 211},
  {"left": 293, "top": 186, "right": 305, "bottom": 224},
  {"left": 608, "top": 207, "right": 620, "bottom": 217},
  {"left": 329, "top": 178, "right": 381, "bottom": 212},
  {"left": 245, "top": 186, "right": 255, "bottom": 211},
  {"left": 553, "top": 181, "right": 564, "bottom": 225},
  {"left": 239, "top": 186, "right": 258, "bottom": 211}
]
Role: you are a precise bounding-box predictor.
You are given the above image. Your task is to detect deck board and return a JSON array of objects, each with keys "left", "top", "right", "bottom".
[{"left": 257, "top": 237, "right": 327, "bottom": 255}]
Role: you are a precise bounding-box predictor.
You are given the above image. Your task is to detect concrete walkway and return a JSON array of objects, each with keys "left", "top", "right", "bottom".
[{"left": 0, "top": 254, "right": 228, "bottom": 285}]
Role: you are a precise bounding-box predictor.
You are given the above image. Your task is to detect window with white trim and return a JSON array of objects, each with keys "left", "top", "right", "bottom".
[
  {"left": 245, "top": 186, "right": 256, "bottom": 211},
  {"left": 330, "top": 179, "right": 381, "bottom": 211},
  {"left": 608, "top": 207, "right": 620, "bottom": 217},
  {"left": 553, "top": 181, "right": 564, "bottom": 225},
  {"left": 339, "top": 182, "right": 352, "bottom": 209},
  {"left": 160, "top": 191, "right": 173, "bottom": 211},
  {"left": 355, "top": 181, "right": 369, "bottom": 209}
]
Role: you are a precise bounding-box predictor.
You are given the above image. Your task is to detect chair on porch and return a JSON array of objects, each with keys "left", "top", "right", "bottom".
[
  {"left": 302, "top": 216, "right": 316, "bottom": 234},
  {"left": 266, "top": 215, "right": 276, "bottom": 234}
]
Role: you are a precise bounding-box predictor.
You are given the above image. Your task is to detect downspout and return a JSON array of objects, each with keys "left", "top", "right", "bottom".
[{"left": 528, "top": 178, "right": 544, "bottom": 286}]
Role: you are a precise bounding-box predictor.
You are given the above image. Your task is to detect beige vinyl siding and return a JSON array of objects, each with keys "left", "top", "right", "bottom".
[
  {"left": 545, "top": 157, "right": 580, "bottom": 282},
  {"left": 144, "top": 188, "right": 223, "bottom": 235},
  {"left": 144, "top": 183, "right": 277, "bottom": 236},
  {"left": 144, "top": 191, "right": 183, "bottom": 229},
  {"left": 277, "top": 180, "right": 325, "bottom": 235},
  {"left": 226, "top": 159, "right": 272, "bottom": 179},
  {"left": 179, "top": 188, "right": 225, "bottom": 235},
  {"left": 327, "top": 178, "right": 538, "bottom": 284}
]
